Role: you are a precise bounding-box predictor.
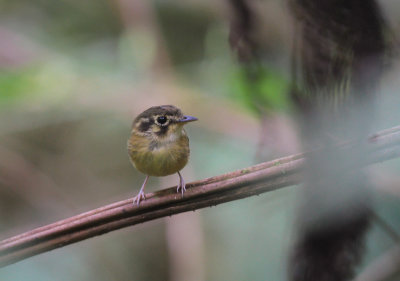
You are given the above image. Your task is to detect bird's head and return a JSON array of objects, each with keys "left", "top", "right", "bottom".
[{"left": 132, "top": 105, "right": 197, "bottom": 139}]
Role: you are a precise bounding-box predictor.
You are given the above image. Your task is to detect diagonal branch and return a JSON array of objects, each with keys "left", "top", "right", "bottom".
[{"left": 1, "top": 126, "right": 400, "bottom": 267}]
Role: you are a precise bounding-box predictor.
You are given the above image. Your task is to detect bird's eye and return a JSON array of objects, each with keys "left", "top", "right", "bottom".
[{"left": 157, "top": 116, "right": 167, "bottom": 125}]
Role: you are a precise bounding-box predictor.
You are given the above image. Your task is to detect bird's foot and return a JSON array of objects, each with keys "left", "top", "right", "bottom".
[
  {"left": 133, "top": 190, "right": 146, "bottom": 206},
  {"left": 177, "top": 175, "right": 186, "bottom": 197}
]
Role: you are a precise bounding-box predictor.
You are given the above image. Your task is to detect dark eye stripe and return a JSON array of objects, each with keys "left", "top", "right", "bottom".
[{"left": 138, "top": 120, "right": 151, "bottom": 132}]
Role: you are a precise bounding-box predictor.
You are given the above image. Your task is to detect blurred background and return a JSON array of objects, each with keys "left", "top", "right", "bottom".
[{"left": 0, "top": 0, "right": 399, "bottom": 280}]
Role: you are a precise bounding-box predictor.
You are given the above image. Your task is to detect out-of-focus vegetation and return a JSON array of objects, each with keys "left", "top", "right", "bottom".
[{"left": 0, "top": 0, "right": 399, "bottom": 280}]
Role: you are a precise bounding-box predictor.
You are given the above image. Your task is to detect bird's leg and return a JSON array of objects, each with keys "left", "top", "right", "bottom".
[
  {"left": 176, "top": 171, "right": 186, "bottom": 197},
  {"left": 133, "top": 175, "right": 149, "bottom": 206}
]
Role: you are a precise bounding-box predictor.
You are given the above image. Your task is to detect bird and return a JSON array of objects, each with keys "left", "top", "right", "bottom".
[{"left": 127, "top": 105, "right": 197, "bottom": 205}]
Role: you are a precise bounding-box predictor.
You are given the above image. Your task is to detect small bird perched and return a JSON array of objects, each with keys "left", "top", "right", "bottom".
[{"left": 127, "top": 105, "right": 197, "bottom": 205}]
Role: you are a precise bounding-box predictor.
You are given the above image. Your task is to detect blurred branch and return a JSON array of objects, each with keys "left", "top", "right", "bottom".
[{"left": 1, "top": 125, "right": 400, "bottom": 267}]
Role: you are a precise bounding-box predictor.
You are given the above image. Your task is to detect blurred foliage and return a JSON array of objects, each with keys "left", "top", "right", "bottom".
[
  {"left": 0, "top": 0, "right": 122, "bottom": 44},
  {"left": 230, "top": 65, "right": 290, "bottom": 115},
  {"left": 0, "top": 69, "right": 36, "bottom": 103}
]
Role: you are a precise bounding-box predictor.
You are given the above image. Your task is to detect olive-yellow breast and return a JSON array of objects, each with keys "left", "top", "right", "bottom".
[{"left": 127, "top": 105, "right": 197, "bottom": 205}]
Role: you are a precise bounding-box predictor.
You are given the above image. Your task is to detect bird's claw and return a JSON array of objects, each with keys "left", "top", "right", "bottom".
[
  {"left": 177, "top": 184, "right": 186, "bottom": 196},
  {"left": 177, "top": 176, "right": 186, "bottom": 197},
  {"left": 133, "top": 190, "right": 146, "bottom": 206}
]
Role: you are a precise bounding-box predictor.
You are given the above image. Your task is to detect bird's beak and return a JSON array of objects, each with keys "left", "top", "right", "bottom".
[{"left": 178, "top": 115, "right": 198, "bottom": 123}]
